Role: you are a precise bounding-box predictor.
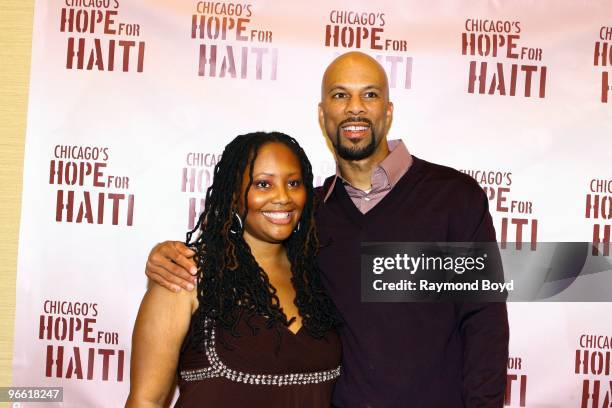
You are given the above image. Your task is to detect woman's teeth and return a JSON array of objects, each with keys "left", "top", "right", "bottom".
[{"left": 262, "top": 211, "right": 291, "bottom": 219}]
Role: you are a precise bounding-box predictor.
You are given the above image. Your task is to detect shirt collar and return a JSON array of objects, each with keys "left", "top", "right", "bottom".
[{"left": 323, "top": 139, "right": 413, "bottom": 202}]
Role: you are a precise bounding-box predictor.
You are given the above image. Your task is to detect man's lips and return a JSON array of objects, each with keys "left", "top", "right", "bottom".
[
  {"left": 340, "top": 123, "right": 370, "bottom": 140},
  {"left": 261, "top": 211, "right": 294, "bottom": 225}
]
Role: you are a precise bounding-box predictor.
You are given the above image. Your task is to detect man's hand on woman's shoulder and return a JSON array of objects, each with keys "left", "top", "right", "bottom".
[{"left": 145, "top": 241, "right": 197, "bottom": 292}]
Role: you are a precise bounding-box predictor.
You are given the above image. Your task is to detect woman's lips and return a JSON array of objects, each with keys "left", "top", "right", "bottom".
[{"left": 262, "top": 211, "right": 293, "bottom": 225}]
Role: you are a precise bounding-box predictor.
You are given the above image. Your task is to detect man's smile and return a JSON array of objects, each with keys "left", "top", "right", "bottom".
[
  {"left": 341, "top": 123, "right": 370, "bottom": 140},
  {"left": 339, "top": 119, "right": 372, "bottom": 141}
]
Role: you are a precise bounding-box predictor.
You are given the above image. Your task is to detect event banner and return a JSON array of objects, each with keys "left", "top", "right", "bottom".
[{"left": 12, "top": 0, "right": 612, "bottom": 406}]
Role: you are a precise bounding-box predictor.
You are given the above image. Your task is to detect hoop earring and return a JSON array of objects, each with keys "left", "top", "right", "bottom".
[
  {"left": 230, "top": 212, "right": 243, "bottom": 234},
  {"left": 293, "top": 221, "right": 301, "bottom": 234}
]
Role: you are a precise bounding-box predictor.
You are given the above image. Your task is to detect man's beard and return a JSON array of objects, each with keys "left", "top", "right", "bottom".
[{"left": 333, "top": 117, "right": 377, "bottom": 161}]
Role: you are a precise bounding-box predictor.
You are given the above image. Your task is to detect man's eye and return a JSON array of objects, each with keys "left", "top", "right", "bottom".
[
  {"left": 332, "top": 92, "right": 347, "bottom": 99},
  {"left": 255, "top": 180, "right": 270, "bottom": 188},
  {"left": 364, "top": 91, "right": 378, "bottom": 98}
]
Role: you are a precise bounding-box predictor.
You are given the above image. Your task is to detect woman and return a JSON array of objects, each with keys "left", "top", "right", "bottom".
[{"left": 126, "top": 132, "right": 342, "bottom": 407}]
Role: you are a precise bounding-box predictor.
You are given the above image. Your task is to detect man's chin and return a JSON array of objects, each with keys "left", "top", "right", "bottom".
[
  {"left": 340, "top": 134, "right": 371, "bottom": 147},
  {"left": 342, "top": 137, "right": 369, "bottom": 147},
  {"left": 335, "top": 145, "right": 375, "bottom": 161},
  {"left": 333, "top": 131, "right": 377, "bottom": 161}
]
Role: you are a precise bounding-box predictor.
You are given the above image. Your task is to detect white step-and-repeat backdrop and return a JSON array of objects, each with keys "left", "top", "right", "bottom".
[{"left": 12, "top": 0, "right": 612, "bottom": 406}]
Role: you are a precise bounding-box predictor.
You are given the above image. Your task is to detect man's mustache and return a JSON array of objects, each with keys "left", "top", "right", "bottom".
[{"left": 338, "top": 117, "right": 373, "bottom": 127}]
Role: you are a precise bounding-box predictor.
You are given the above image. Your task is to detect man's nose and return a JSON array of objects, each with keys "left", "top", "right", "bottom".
[{"left": 345, "top": 96, "right": 366, "bottom": 116}]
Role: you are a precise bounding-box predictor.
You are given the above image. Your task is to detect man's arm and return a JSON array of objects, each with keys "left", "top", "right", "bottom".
[
  {"left": 125, "top": 283, "right": 196, "bottom": 407},
  {"left": 452, "top": 182, "right": 509, "bottom": 407},
  {"left": 458, "top": 302, "right": 509, "bottom": 407},
  {"left": 145, "top": 241, "right": 197, "bottom": 292}
]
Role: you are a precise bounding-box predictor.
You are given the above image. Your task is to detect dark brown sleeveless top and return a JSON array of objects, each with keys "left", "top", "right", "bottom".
[{"left": 175, "top": 313, "right": 341, "bottom": 407}]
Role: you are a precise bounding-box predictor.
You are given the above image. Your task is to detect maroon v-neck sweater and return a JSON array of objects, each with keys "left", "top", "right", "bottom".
[{"left": 315, "top": 156, "right": 509, "bottom": 408}]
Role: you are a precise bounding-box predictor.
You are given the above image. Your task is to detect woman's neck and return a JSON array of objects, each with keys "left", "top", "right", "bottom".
[{"left": 243, "top": 234, "right": 289, "bottom": 273}]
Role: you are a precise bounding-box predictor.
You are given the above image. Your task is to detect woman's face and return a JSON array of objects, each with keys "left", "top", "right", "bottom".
[{"left": 239, "top": 142, "right": 307, "bottom": 245}]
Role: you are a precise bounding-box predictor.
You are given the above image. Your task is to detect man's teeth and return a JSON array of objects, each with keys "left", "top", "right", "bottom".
[
  {"left": 343, "top": 125, "right": 368, "bottom": 131},
  {"left": 263, "top": 212, "right": 291, "bottom": 219}
]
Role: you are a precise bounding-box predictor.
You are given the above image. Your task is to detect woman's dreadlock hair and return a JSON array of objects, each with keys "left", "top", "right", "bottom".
[{"left": 186, "top": 131, "right": 341, "bottom": 349}]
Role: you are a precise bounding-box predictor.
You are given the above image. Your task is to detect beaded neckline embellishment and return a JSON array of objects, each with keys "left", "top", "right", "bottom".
[{"left": 180, "top": 319, "right": 341, "bottom": 386}]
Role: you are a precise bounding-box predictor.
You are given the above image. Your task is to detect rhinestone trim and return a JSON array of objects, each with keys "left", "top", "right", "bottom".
[{"left": 180, "top": 320, "right": 341, "bottom": 386}]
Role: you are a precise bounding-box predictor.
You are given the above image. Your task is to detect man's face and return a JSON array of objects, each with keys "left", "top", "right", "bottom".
[{"left": 319, "top": 55, "right": 393, "bottom": 161}]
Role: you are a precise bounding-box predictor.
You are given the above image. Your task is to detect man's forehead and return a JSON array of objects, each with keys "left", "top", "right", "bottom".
[
  {"left": 322, "top": 53, "right": 388, "bottom": 92},
  {"left": 325, "top": 82, "right": 382, "bottom": 91}
]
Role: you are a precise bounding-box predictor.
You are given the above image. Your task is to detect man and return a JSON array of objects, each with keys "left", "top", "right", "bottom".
[{"left": 145, "top": 52, "right": 509, "bottom": 407}]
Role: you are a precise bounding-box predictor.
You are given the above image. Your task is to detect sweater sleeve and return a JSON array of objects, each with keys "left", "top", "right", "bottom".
[{"left": 453, "top": 183, "right": 510, "bottom": 407}]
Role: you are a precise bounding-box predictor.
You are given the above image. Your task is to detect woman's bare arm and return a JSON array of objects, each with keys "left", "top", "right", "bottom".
[{"left": 125, "top": 282, "right": 197, "bottom": 407}]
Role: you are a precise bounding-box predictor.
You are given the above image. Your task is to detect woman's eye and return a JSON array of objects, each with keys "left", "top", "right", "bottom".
[
  {"left": 288, "top": 180, "right": 302, "bottom": 188},
  {"left": 255, "top": 180, "right": 270, "bottom": 188}
]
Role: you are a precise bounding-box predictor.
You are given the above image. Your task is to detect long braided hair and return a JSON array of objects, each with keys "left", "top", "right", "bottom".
[{"left": 186, "top": 132, "right": 341, "bottom": 348}]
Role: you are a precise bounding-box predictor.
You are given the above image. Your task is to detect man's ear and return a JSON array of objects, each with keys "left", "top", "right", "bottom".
[{"left": 386, "top": 101, "right": 394, "bottom": 129}]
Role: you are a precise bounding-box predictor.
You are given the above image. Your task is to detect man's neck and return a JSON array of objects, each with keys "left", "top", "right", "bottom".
[{"left": 337, "top": 140, "right": 390, "bottom": 190}]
